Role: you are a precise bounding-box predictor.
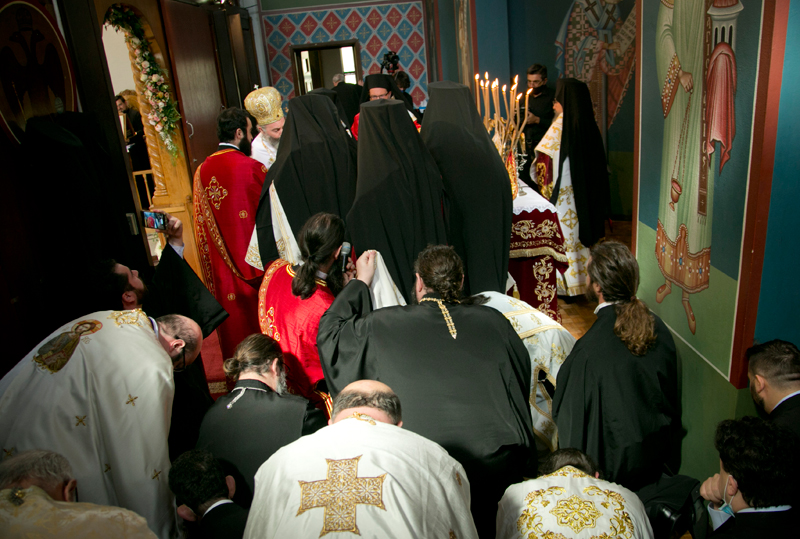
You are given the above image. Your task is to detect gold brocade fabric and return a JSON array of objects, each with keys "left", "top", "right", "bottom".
[
  {"left": 497, "top": 466, "right": 651, "bottom": 539},
  {"left": 244, "top": 87, "right": 284, "bottom": 126},
  {"left": 0, "top": 486, "right": 157, "bottom": 538}
]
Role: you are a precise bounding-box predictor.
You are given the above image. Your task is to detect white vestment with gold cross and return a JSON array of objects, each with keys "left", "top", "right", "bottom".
[
  {"left": 244, "top": 415, "right": 478, "bottom": 539},
  {"left": 0, "top": 309, "right": 177, "bottom": 539},
  {"left": 496, "top": 466, "right": 653, "bottom": 539},
  {"left": 482, "top": 292, "right": 576, "bottom": 455}
]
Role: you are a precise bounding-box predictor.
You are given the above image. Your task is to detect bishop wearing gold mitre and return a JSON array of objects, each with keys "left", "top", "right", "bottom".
[
  {"left": 245, "top": 86, "right": 285, "bottom": 169},
  {"left": 193, "top": 106, "right": 269, "bottom": 369}
]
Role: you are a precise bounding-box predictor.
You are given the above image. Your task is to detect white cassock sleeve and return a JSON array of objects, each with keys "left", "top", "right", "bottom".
[{"left": 0, "top": 310, "right": 177, "bottom": 539}]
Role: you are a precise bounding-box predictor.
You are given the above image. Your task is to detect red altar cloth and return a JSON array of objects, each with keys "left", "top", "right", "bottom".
[
  {"left": 508, "top": 190, "right": 569, "bottom": 323},
  {"left": 193, "top": 148, "right": 267, "bottom": 392},
  {"left": 258, "top": 259, "right": 334, "bottom": 416}
]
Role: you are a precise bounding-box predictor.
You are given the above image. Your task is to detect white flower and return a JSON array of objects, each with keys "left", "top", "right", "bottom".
[
  {"left": 156, "top": 124, "right": 163, "bottom": 132},
  {"left": 141, "top": 61, "right": 150, "bottom": 69},
  {"left": 151, "top": 74, "right": 159, "bottom": 82},
  {"left": 140, "top": 74, "right": 147, "bottom": 81},
  {"left": 159, "top": 102, "right": 165, "bottom": 109}
]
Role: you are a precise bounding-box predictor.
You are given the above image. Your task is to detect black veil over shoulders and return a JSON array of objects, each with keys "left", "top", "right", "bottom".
[
  {"left": 347, "top": 99, "right": 447, "bottom": 302},
  {"left": 421, "top": 81, "right": 512, "bottom": 295},
  {"left": 255, "top": 93, "right": 357, "bottom": 265},
  {"left": 552, "top": 78, "right": 610, "bottom": 247}
]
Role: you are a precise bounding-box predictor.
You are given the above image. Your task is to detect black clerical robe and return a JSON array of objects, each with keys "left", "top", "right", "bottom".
[
  {"left": 770, "top": 393, "right": 800, "bottom": 440},
  {"left": 318, "top": 280, "right": 535, "bottom": 537},
  {"left": 142, "top": 244, "right": 229, "bottom": 462},
  {"left": 196, "top": 379, "right": 326, "bottom": 507},
  {"left": 711, "top": 507, "right": 797, "bottom": 538},
  {"left": 553, "top": 305, "right": 678, "bottom": 492}
]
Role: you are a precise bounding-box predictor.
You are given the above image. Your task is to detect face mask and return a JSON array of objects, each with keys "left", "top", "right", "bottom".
[{"left": 718, "top": 475, "right": 736, "bottom": 516}]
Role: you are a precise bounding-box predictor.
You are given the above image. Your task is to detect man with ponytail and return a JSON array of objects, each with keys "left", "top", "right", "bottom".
[
  {"left": 553, "top": 240, "right": 678, "bottom": 493},
  {"left": 318, "top": 244, "right": 535, "bottom": 538},
  {"left": 258, "top": 213, "right": 353, "bottom": 416}
]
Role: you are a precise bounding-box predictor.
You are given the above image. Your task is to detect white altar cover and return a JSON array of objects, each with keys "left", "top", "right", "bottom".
[
  {"left": 244, "top": 415, "right": 478, "bottom": 539},
  {"left": 496, "top": 466, "right": 653, "bottom": 539},
  {"left": 0, "top": 309, "right": 177, "bottom": 539},
  {"left": 482, "top": 292, "right": 576, "bottom": 453}
]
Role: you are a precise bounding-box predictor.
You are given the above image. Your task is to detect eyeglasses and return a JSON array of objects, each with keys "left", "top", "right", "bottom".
[
  {"left": 173, "top": 341, "right": 187, "bottom": 373},
  {"left": 369, "top": 91, "right": 391, "bottom": 100}
]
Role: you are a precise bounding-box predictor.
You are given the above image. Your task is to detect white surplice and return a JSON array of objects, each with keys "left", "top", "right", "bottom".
[
  {"left": 497, "top": 466, "right": 654, "bottom": 539},
  {"left": 482, "top": 292, "right": 576, "bottom": 454},
  {"left": 250, "top": 132, "right": 278, "bottom": 169},
  {"left": 531, "top": 115, "right": 591, "bottom": 296},
  {"left": 244, "top": 415, "right": 477, "bottom": 539},
  {"left": 0, "top": 309, "right": 177, "bottom": 539}
]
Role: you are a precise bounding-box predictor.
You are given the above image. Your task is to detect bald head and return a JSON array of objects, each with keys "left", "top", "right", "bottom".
[
  {"left": 155, "top": 314, "right": 203, "bottom": 368},
  {"left": 331, "top": 380, "right": 402, "bottom": 426}
]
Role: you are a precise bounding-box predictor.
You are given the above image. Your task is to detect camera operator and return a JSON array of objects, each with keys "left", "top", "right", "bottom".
[{"left": 351, "top": 74, "right": 419, "bottom": 139}]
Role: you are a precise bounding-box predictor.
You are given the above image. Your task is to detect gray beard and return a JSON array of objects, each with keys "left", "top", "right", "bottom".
[{"left": 275, "top": 369, "right": 288, "bottom": 395}]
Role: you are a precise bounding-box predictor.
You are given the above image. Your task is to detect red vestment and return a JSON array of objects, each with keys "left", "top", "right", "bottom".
[
  {"left": 194, "top": 148, "right": 266, "bottom": 385},
  {"left": 258, "top": 259, "right": 334, "bottom": 416}
]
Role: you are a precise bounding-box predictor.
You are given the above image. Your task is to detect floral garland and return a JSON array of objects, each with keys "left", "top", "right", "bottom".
[{"left": 104, "top": 4, "right": 181, "bottom": 156}]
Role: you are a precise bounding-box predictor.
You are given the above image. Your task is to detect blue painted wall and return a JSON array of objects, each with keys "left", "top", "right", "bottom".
[{"left": 754, "top": 0, "right": 800, "bottom": 346}]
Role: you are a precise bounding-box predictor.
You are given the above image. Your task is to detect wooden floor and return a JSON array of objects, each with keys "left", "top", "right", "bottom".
[{"left": 558, "top": 219, "right": 632, "bottom": 339}]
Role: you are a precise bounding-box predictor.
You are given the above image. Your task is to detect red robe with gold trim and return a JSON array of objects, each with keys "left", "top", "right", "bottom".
[
  {"left": 194, "top": 147, "right": 266, "bottom": 375},
  {"left": 258, "top": 259, "right": 333, "bottom": 415}
]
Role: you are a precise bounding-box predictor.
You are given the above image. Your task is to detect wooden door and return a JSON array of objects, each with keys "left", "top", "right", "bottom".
[{"left": 161, "top": 0, "right": 224, "bottom": 175}]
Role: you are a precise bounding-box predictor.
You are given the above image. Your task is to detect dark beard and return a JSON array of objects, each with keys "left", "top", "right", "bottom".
[
  {"left": 238, "top": 137, "right": 252, "bottom": 157},
  {"left": 585, "top": 281, "right": 598, "bottom": 303},
  {"left": 327, "top": 261, "right": 345, "bottom": 296}
]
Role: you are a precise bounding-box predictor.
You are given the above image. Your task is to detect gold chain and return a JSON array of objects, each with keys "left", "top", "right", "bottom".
[{"left": 420, "top": 298, "right": 458, "bottom": 339}]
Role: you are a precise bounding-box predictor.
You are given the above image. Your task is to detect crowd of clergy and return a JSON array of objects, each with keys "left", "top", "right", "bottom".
[{"left": 1, "top": 69, "right": 798, "bottom": 539}]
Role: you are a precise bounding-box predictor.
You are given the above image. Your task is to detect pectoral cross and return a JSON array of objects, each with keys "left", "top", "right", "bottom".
[
  {"left": 584, "top": 0, "right": 599, "bottom": 20},
  {"left": 603, "top": 6, "right": 617, "bottom": 30}
]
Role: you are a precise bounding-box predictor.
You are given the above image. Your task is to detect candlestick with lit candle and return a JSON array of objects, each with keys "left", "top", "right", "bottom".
[
  {"left": 474, "top": 74, "right": 480, "bottom": 112},
  {"left": 492, "top": 80, "right": 500, "bottom": 124},
  {"left": 482, "top": 81, "right": 490, "bottom": 126},
  {"left": 514, "top": 93, "right": 523, "bottom": 149},
  {"left": 502, "top": 84, "right": 509, "bottom": 121}
]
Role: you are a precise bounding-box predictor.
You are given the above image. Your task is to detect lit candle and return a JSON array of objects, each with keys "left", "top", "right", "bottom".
[
  {"left": 482, "top": 81, "right": 490, "bottom": 125},
  {"left": 492, "top": 80, "right": 500, "bottom": 122},
  {"left": 514, "top": 93, "right": 523, "bottom": 147},
  {"left": 502, "top": 84, "right": 509, "bottom": 120},
  {"left": 475, "top": 74, "right": 480, "bottom": 112}
]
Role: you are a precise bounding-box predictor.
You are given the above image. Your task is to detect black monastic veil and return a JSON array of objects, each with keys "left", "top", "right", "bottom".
[
  {"left": 552, "top": 77, "right": 611, "bottom": 247},
  {"left": 421, "top": 81, "right": 512, "bottom": 295},
  {"left": 255, "top": 93, "right": 356, "bottom": 265},
  {"left": 346, "top": 99, "right": 448, "bottom": 302}
]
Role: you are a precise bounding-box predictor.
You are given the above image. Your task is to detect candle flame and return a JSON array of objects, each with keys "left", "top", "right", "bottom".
[
  {"left": 516, "top": 93, "right": 522, "bottom": 100},
  {"left": 484, "top": 72, "right": 489, "bottom": 80},
  {"left": 502, "top": 84, "right": 507, "bottom": 91},
  {"left": 526, "top": 88, "right": 533, "bottom": 95},
  {"left": 475, "top": 73, "right": 479, "bottom": 80},
  {"left": 492, "top": 80, "right": 498, "bottom": 88},
  {"left": 514, "top": 75, "right": 519, "bottom": 83}
]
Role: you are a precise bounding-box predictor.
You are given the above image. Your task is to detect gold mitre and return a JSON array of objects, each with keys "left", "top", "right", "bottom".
[{"left": 244, "top": 87, "right": 284, "bottom": 126}]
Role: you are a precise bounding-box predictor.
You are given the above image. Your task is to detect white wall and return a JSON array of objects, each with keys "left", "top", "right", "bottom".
[{"left": 102, "top": 25, "right": 137, "bottom": 95}]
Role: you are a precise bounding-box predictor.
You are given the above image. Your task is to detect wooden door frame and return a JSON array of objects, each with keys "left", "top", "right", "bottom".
[{"left": 289, "top": 39, "right": 362, "bottom": 96}]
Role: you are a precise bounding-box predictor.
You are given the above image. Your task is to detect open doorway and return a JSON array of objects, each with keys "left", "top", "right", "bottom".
[{"left": 291, "top": 40, "right": 362, "bottom": 94}]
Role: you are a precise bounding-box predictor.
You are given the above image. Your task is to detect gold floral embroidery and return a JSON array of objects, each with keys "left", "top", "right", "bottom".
[
  {"left": 227, "top": 293, "right": 236, "bottom": 301},
  {"left": 239, "top": 210, "right": 248, "bottom": 218},
  {"left": 560, "top": 209, "right": 579, "bottom": 230},
  {"left": 107, "top": 309, "right": 148, "bottom": 329},
  {"left": 33, "top": 320, "right": 102, "bottom": 373},
  {"left": 205, "top": 177, "right": 228, "bottom": 210},
  {"left": 126, "top": 394, "right": 138, "bottom": 406},
  {"left": 584, "top": 486, "right": 634, "bottom": 538},
  {"left": 297, "top": 456, "right": 386, "bottom": 536},
  {"left": 551, "top": 344, "right": 567, "bottom": 365},
  {"left": 259, "top": 260, "right": 289, "bottom": 340},
  {"left": 550, "top": 495, "right": 601, "bottom": 533},
  {"left": 517, "top": 486, "right": 566, "bottom": 536},
  {"left": 541, "top": 466, "right": 589, "bottom": 479},
  {"left": 512, "top": 219, "right": 562, "bottom": 241},
  {"left": 264, "top": 307, "right": 281, "bottom": 342},
  {"left": 449, "top": 531, "right": 457, "bottom": 539}
]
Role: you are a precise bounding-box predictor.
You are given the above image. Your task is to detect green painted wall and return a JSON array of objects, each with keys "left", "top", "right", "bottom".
[{"left": 608, "top": 151, "right": 633, "bottom": 218}]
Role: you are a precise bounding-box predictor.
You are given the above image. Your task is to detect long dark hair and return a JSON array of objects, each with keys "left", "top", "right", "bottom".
[
  {"left": 588, "top": 241, "right": 656, "bottom": 356},
  {"left": 292, "top": 213, "right": 345, "bottom": 300},
  {"left": 413, "top": 245, "right": 464, "bottom": 303}
]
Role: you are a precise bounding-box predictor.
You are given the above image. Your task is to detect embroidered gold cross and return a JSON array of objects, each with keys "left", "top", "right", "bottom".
[
  {"left": 205, "top": 177, "right": 228, "bottom": 210},
  {"left": 75, "top": 416, "right": 87, "bottom": 426},
  {"left": 126, "top": 394, "right": 138, "bottom": 406},
  {"left": 297, "top": 456, "right": 386, "bottom": 536},
  {"left": 152, "top": 469, "right": 162, "bottom": 480}
]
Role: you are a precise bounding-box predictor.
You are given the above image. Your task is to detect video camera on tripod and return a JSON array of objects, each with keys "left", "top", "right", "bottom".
[{"left": 380, "top": 51, "right": 400, "bottom": 74}]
